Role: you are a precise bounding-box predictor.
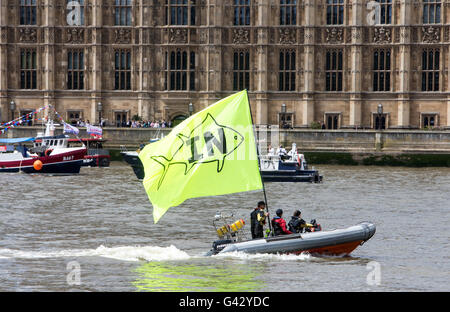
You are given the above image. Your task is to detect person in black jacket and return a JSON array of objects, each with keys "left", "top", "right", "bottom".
[
  {"left": 288, "top": 210, "right": 313, "bottom": 233},
  {"left": 250, "top": 201, "right": 268, "bottom": 239}
]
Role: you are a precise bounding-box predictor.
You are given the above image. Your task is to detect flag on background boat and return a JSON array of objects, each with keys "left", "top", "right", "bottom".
[
  {"left": 63, "top": 123, "right": 80, "bottom": 135},
  {"left": 139, "top": 90, "right": 262, "bottom": 223},
  {"left": 86, "top": 124, "right": 102, "bottom": 136}
]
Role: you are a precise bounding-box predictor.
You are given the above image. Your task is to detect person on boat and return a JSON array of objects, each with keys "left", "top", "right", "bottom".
[
  {"left": 277, "top": 145, "right": 288, "bottom": 160},
  {"left": 267, "top": 145, "right": 275, "bottom": 156},
  {"left": 288, "top": 210, "right": 314, "bottom": 233},
  {"left": 271, "top": 209, "right": 293, "bottom": 236},
  {"left": 250, "top": 201, "right": 268, "bottom": 239},
  {"left": 276, "top": 145, "right": 286, "bottom": 156},
  {"left": 287, "top": 143, "right": 298, "bottom": 161}
]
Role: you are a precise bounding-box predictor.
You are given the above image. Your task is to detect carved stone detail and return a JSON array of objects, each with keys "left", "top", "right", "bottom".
[
  {"left": 169, "top": 28, "right": 188, "bottom": 43},
  {"left": 279, "top": 28, "right": 296, "bottom": 44},
  {"left": 198, "top": 29, "right": 208, "bottom": 44},
  {"left": 19, "top": 28, "right": 37, "bottom": 43},
  {"left": 114, "top": 28, "right": 132, "bottom": 44},
  {"left": 325, "top": 27, "right": 343, "bottom": 43},
  {"left": 232, "top": 28, "right": 249, "bottom": 44},
  {"left": 422, "top": 26, "right": 440, "bottom": 43},
  {"left": 373, "top": 27, "right": 391, "bottom": 43},
  {"left": 0, "top": 28, "right": 7, "bottom": 41},
  {"left": 66, "top": 28, "right": 84, "bottom": 44},
  {"left": 351, "top": 27, "right": 361, "bottom": 41}
]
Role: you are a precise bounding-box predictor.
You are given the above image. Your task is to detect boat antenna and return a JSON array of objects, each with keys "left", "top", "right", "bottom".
[{"left": 246, "top": 90, "right": 273, "bottom": 236}]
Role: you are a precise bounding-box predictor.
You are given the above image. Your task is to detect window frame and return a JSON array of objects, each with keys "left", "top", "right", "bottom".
[
  {"left": 20, "top": 0, "right": 37, "bottom": 25},
  {"left": 233, "top": 50, "right": 250, "bottom": 91},
  {"left": 114, "top": 0, "right": 133, "bottom": 26},
  {"left": 165, "top": 0, "right": 196, "bottom": 26},
  {"left": 67, "top": 49, "right": 85, "bottom": 90},
  {"left": 421, "top": 48, "right": 440, "bottom": 92},
  {"left": 233, "top": 0, "right": 251, "bottom": 26},
  {"left": 280, "top": 0, "right": 297, "bottom": 26},
  {"left": 165, "top": 50, "right": 196, "bottom": 91},
  {"left": 324, "top": 113, "right": 341, "bottom": 130},
  {"left": 423, "top": 0, "right": 441, "bottom": 24},
  {"left": 279, "top": 49, "right": 296, "bottom": 92},
  {"left": 114, "top": 49, "right": 132, "bottom": 90},
  {"left": 326, "top": 0, "right": 344, "bottom": 25},
  {"left": 420, "top": 113, "right": 439, "bottom": 129},
  {"left": 325, "top": 49, "right": 344, "bottom": 92},
  {"left": 377, "top": 0, "right": 392, "bottom": 25},
  {"left": 372, "top": 49, "right": 391, "bottom": 92},
  {"left": 19, "top": 48, "right": 37, "bottom": 90}
]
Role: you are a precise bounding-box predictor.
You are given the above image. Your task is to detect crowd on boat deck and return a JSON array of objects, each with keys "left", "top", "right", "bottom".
[
  {"left": 267, "top": 144, "right": 303, "bottom": 161},
  {"left": 251, "top": 202, "right": 314, "bottom": 239}
]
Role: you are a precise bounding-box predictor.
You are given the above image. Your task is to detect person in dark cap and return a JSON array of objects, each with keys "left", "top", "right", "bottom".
[
  {"left": 271, "top": 209, "right": 292, "bottom": 236},
  {"left": 250, "top": 201, "right": 268, "bottom": 239},
  {"left": 288, "top": 210, "right": 314, "bottom": 233}
]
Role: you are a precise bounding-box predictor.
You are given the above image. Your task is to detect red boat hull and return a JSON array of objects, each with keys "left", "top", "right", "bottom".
[{"left": 0, "top": 148, "right": 86, "bottom": 174}]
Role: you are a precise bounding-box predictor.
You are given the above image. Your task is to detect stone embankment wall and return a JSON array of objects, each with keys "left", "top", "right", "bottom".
[{"left": 4, "top": 126, "right": 450, "bottom": 166}]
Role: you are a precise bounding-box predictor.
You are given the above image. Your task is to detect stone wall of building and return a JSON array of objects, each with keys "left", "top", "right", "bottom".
[
  {"left": 1, "top": 1, "right": 450, "bottom": 129},
  {"left": 6, "top": 126, "right": 450, "bottom": 155}
]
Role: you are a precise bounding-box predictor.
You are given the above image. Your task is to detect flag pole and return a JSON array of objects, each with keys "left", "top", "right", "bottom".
[{"left": 245, "top": 90, "right": 273, "bottom": 236}]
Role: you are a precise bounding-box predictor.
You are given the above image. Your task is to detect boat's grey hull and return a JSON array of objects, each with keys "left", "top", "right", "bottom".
[{"left": 211, "top": 222, "right": 376, "bottom": 256}]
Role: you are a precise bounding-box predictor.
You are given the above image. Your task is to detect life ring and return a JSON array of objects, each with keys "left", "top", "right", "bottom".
[{"left": 44, "top": 149, "right": 53, "bottom": 157}]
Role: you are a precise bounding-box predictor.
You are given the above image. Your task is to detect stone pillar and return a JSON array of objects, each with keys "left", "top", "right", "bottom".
[
  {"left": 205, "top": 0, "right": 222, "bottom": 108},
  {"left": 301, "top": 0, "right": 316, "bottom": 127},
  {"left": 90, "top": 0, "right": 103, "bottom": 124},
  {"left": 136, "top": 1, "right": 148, "bottom": 120},
  {"left": 43, "top": 0, "right": 55, "bottom": 91},
  {"left": 447, "top": 97, "right": 450, "bottom": 128},
  {"left": 397, "top": 0, "right": 411, "bottom": 128},
  {"left": 447, "top": 44, "right": 450, "bottom": 128},
  {"left": 255, "top": 0, "right": 268, "bottom": 125},
  {"left": 0, "top": 0, "right": 8, "bottom": 122},
  {"left": 43, "top": 0, "right": 56, "bottom": 119},
  {"left": 349, "top": 0, "right": 363, "bottom": 128}
]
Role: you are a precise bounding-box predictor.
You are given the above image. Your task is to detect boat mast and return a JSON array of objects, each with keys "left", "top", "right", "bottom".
[{"left": 246, "top": 91, "right": 273, "bottom": 236}]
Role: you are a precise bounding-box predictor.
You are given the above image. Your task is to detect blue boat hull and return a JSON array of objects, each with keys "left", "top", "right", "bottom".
[{"left": 0, "top": 160, "right": 83, "bottom": 174}]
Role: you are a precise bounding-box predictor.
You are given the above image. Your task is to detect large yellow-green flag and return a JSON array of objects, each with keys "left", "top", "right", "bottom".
[{"left": 139, "top": 90, "right": 263, "bottom": 223}]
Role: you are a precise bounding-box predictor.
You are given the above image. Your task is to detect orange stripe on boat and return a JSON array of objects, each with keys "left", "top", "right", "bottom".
[{"left": 293, "top": 240, "right": 363, "bottom": 256}]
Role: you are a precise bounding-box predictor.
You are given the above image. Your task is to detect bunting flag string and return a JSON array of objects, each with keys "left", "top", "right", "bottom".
[{"left": 1, "top": 104, "right": 101, "bottom": 138}]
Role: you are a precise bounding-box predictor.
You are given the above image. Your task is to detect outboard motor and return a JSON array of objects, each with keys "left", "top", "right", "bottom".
[
  {"left": 305, "top": 219, "right": 322, "bottom": 232},
  {"left": 210, "top": 239, "right": 233, "bottom": 255}
]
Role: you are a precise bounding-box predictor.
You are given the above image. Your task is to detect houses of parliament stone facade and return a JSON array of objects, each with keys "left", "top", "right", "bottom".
[{"left": 1, "top": 0, "right": 449, "bottom": 129}]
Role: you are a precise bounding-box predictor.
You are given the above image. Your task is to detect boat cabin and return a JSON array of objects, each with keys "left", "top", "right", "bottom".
[{"left": 34, "top": 135, "right": 70, "bottom": 149}]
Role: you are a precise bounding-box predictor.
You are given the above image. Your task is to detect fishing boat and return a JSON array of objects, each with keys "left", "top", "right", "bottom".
[
  {"left": 138, "top": 90, "right": 375, "bottom": 257},
  {"left": 0, "top": 121, "right": 87, "bottom": 174},
  {"left": 260, "top": 143, "right": 322, "bottom": 183},
  {"left": 69, "top": 138, "right": 110, "bottom": 167}
]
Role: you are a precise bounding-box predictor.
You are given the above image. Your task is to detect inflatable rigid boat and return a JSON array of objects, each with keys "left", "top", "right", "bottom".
[{"left": 207, "top": 222, "right": 376, "bottom": 256}]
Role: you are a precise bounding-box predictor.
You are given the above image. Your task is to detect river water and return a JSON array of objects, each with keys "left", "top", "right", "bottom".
[{"left": 0, "top": 162, "right": 449, "bottom": 292}]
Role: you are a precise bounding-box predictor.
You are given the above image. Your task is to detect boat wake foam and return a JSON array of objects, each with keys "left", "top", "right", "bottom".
[
  {"left": 0, "top": 245, "right": 191, "bottom": 262},
  {"left": 0, "top": 247, "right": 314, "bottom": 262},
  {"left": 212, "top": 251, "right": 312, "bottom": 261}
]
